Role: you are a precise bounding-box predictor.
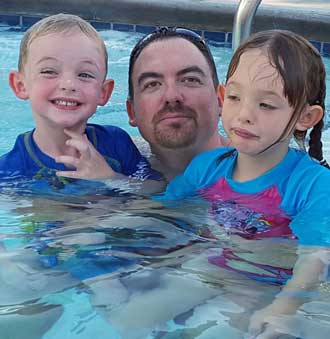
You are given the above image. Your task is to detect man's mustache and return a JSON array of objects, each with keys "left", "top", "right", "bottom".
[{"left": 152, "top": 103, "right": 197, "bottom": 123}]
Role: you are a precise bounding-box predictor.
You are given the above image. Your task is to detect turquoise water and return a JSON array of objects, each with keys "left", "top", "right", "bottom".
[{"left": 0, "top": 29, "right": 330, "bottom": 339}]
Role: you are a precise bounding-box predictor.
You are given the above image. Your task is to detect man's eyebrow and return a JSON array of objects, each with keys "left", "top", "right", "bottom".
[
  {"left": 137, "top": 72, "right": 162, "bottom": 86},
  {"left": 177, "top": 66, "right": 206, "bottom": 77}
]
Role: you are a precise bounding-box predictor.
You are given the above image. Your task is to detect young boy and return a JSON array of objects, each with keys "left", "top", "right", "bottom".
[{"left": 0, "top": 13, "right": 160, "bottom": 188}]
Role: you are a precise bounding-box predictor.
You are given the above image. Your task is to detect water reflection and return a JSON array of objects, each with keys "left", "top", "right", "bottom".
[{"left": 0, "top": 191, "right": 329, "bottom": 338}]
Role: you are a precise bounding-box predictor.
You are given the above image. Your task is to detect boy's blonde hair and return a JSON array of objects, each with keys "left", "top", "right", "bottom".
[{"left": 18, "top": 13, "right": 108, "bottom": 74}]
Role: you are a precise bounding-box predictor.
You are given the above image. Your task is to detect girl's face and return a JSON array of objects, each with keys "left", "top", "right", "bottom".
[{"left": 222, "top": 49, "right": 294, "bottom": 157}]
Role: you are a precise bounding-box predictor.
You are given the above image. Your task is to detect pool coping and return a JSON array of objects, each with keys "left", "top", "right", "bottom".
[{"left": 0, "top": 0, "right": 330, "bottom": 54}]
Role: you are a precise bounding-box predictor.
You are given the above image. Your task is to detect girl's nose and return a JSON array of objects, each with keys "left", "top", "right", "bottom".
[{"left": 238, "top": 102, "right": 255, "bottom": 124}]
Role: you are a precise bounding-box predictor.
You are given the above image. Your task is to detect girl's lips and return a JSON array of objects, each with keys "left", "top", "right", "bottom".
[{"left": 233, "top": 127, "right": 258, "bottom": 139}]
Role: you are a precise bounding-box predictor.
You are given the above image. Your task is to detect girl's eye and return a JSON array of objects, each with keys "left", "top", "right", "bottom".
[
  {"left": 260, "top": 102, "right": 277, "bottom": 110},
  {"left": 226, "top": 94, "right": 239, "bottom": 101}
]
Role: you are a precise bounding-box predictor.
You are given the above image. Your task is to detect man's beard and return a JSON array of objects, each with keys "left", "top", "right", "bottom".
[{"left": 152, "top": 102, "right": 198, "bottom": 149}]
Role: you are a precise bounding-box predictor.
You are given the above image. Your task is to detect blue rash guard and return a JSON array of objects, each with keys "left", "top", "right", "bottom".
[
  {"left": 163, "top": 147, "right": 330, "bottom": 245},
  {"left": 0, "top": 124, "right": 162, "bottom": 192},
  {"left": 160, "top": 147, "right": 330, "bottom": 284}
]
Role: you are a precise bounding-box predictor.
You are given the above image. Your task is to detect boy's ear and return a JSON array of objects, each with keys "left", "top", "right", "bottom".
[
  {"left": 126, "top": 99, "right": 138, "bottom": 127},
  {"left": 295, "top": 105, "right": 324, "bottom": 131},
  {"left": 9, "top": 71, "right": 29, "bottom": 100},
  {"left": 217, "top": 84, "right": 225, "bottom": 116},
  {"left": 98, "top": 79, "right": 115, "bottom": 106}
]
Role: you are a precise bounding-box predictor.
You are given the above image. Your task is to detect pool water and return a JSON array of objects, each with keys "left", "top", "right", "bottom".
[{"left": 0, "top": 28, "right": 330, "bottom": 339}]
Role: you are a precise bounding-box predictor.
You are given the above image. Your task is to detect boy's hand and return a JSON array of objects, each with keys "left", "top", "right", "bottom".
[{"left": 55, "top": 129, "right": 116, "bottom": 179}]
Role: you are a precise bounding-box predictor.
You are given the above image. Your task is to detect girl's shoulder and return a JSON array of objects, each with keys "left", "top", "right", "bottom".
[
  {"left": 285, "top": 148, "right": 330, "bottom": 197},
  {"left": 290, "top": 148, "right": 330, "bottom": 178}
]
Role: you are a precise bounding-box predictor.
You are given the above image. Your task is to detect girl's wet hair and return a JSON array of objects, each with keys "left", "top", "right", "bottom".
[{"left": 223, "top": 29, "right": 328, "bottom": 167}]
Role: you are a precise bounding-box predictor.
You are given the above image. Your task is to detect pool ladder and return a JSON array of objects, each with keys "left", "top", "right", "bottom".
[{"left": 232, "top": 0, "right": 262, "bottom": 51}]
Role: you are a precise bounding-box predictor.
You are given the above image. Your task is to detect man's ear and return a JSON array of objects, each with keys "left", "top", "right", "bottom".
[
  {"left": 9, "top": 71, "right": 29, "bottom": 100},
  {"left": 126, "top": 99, "right": 138, "bottom": 127},
  {"left": 98, "top": 79, "right": 115, "bottom": 106},
  {"left": 217, "top": 84, "right": 225, "bottom": 116},
  {"left": 295, "top": 105, "right": 324, "bottom": 131}
]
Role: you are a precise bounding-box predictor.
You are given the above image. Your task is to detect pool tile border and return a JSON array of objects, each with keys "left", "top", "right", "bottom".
[{"left": 1, "top": 14, "right": 330, "bottom": 56}]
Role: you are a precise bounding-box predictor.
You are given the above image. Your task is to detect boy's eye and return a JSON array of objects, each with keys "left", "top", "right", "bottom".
[
  {"left": 260, "top": 102, "right": 277, "bottom": 110},
  {"left": 40, "top": 69, "right": 57, "bottom": 75},
  {"left": 79, "top": 72, "right": 95, "bottom": 79}
]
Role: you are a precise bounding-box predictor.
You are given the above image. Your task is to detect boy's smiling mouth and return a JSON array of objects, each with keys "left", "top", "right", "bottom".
[{"left": 51, "top": 99, "right": 81, "bottom": 107}]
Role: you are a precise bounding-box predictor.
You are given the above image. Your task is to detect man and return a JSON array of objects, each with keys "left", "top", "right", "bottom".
[
  {"left": 57, "top": 27, "right": 227, "bottom": 181},
  {"left": 126, "top": 27, "right": 227, "bottom": 179}
]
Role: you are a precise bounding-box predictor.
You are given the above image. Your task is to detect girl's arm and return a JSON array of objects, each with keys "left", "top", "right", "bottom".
[{"left": 248, "top": 246, "right": 329, "bottom": 338}]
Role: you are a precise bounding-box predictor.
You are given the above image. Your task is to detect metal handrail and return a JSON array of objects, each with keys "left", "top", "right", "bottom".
[{"left": 232, "top": 0, "right": 262, "bottom": 51}]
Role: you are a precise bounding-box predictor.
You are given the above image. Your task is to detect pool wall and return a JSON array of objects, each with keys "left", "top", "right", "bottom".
[{"left": 1, "top": 0, "right": 330, "bottom": 51}]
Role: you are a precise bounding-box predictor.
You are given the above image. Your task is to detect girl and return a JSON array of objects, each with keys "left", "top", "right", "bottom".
[{"left": 162, "top": 30, "right": 330, "bottom": 337}]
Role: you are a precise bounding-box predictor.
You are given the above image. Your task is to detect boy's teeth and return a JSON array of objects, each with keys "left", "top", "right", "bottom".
[{"left": 54, "top": 100, "right": 78, "bottom": 106}]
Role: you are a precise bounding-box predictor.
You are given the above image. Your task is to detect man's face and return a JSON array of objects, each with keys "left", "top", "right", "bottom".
[{"left": 127, "top": 38, "right": 221, "bottom": 150}]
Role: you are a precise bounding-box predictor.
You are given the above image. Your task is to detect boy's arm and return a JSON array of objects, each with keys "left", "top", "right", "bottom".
[
  {"left": 55, "top": 129, "right": 166, "bottom": 194},
  {"left": 56, "top": 130, "right": 118, "bottom": 179},
  {"left": 248, "top": 245, "right": 329, "bottom": 338}
]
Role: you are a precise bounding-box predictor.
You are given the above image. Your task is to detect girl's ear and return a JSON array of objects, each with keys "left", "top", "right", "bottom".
[
  {"left": 98, "top": 79, "right": 115, "bottom": 106},
  {"left": 126, "top": 100, "right": 138, "bottom": 127},
  {"left": 295, "top": 105, "right": 324, "bottom": 131},
  {"left": 9, "top": 71, "right": 29, "bottom": 100},
  {"left": 217, "top": 84, "right": 225, "bottom": 116},
  {"left": 217, "top": 84, "right": 225, "bottom": 105}
]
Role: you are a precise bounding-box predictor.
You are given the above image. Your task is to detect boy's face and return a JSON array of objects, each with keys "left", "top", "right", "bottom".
[{"left": 16, "top": 32, "right": 113, "bottom": 131}]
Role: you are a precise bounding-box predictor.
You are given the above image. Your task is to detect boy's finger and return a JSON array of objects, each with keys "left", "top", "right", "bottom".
[
  {"left": 55, "top": 155, "right": 80, "bottom": 168},
  {"left": 65, "top": 138, "right": 91, "bottom": 154},
  {"left": 56, "top": 170, "right": 80, "bottom": 178}
]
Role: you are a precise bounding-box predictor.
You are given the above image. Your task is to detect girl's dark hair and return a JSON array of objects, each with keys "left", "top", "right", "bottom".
[{"left": 224, "top": 30, "right": 328, "bottom": 167}]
